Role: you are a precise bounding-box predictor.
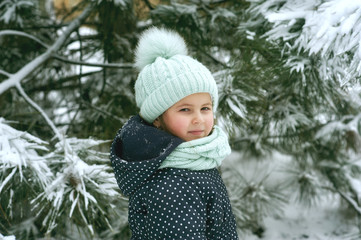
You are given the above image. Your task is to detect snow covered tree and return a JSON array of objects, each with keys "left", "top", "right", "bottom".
[
  {"left": 1, "top": 0, "right": 361, "bottom": 239},
  {"left": 0, "top": 0, "right": 131, "bottom": 238},
  {"left": 232, "top": 0, "right": 361, "bottom": 236}
]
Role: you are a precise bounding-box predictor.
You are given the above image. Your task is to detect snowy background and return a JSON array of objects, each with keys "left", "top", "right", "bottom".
[
  {"left": 224, "top": 153, "right": 360, "bottom": 240},
  {"left": 1, "top": 0, "right": 361, "bottom": 239}
]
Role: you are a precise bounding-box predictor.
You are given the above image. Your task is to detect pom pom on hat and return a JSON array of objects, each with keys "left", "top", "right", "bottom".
[
  {"left": 134, "top": 27, "right": 219, "bottom": 124},
  {"left": 135, "top": 27, "right": 188, "bottom": 70}
]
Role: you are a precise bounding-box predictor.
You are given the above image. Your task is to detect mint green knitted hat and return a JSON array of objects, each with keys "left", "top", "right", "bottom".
[{"left": 134, "top": 27, "right": 218, "bottom": 123}]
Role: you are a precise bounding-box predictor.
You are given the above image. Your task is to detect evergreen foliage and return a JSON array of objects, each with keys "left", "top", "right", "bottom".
[{"left": 0, "top": 0, "right": 360, "bottom": 239}]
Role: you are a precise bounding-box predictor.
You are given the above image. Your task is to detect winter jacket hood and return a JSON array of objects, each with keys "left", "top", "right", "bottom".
[{"left": 110, "top": 115, "right": 183, "bottom": 196}]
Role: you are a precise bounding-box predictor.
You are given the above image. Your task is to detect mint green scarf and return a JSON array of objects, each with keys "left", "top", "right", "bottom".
[{"left": 159, "top": 126, "right": 231, "bottom": 170}]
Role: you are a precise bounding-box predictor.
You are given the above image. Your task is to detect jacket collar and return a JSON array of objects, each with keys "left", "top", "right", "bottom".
[{"left": 110, "top": 115, "right": 183, "bottom": 196}]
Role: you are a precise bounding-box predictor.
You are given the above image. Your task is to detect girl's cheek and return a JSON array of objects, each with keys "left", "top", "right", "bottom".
[
  {"left": 164, "top": 115, "right": 187, "bottom": 131},
  {"left": 206, "top": 118, "right": 215, "bottom": 135},
  {"left": 173, "top": 118, "right": 188, "bottom": 130}
]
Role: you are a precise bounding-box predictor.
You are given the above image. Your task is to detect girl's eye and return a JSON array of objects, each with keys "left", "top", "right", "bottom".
[
  {"left": 202, "top": 107, "right": 211, "bottom": 111},
  {"left": 179, "top": 108, "right": 190, "bottom": 112}
]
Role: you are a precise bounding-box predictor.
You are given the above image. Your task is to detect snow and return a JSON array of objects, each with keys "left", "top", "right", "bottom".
[
  {"left": 349, "top": 178, "right": 361, "bottom": 202},
  {"left": 0, "top": 234, "right": 16, "bottom": 240},
  {"left": 223, "top": 152, "right": 360, "bottom": 240},
  {"left": 259, "top": 201, "right": 358, "bottom": 240},
  {"left": 0, "top": 4, "right": 95, "bottom": 95},
  {"left": 0, "top": 118, "right": 52, "bottom": 189},
  {"left": 315, "top": 113, "right": 361, "bottom": 141},
  {"left": 250, "top": 0, "right": 361, "bottom": 87},
  {"left": 227, "top": 97, "right": 246, "bottom": 119},
  {"left": 67, "top": 27, "right": 103, "bottom": 74},
  {"left": 1, "top": 129, "right": 359, "bottom": 239},
  {"left": 0, "top": 0, "right": 34, "bottom": 25},
  {"left": 263, "top": 0, "right": 361, "bottom": 54},
  {"left": 2, "top": 0, "right": 361, "bottom": 238}
]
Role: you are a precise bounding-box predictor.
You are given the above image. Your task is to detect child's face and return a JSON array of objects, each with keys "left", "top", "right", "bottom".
[{"left": 153, "top": 93, "right": 214, "bottom": 141}]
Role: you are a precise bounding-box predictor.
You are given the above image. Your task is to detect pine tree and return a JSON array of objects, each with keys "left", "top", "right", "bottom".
[
  {"left": 233, "top": 0, "right": 361, "bottom": 236},
  {"left": 1, "top": 0, "right": 361, "bottom": 239},
  {"left": 0, "top": 0, "right": 133, "bottom": 238}
]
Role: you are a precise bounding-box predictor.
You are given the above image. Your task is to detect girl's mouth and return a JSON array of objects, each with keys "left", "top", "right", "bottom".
[{"left": 188, "top": 130, "right": 204, "bottom": 135}]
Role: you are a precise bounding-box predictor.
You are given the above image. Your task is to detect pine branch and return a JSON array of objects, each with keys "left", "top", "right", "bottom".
[
  {"left": 142, "top": 0, "right": 154, "bottom": 10},
  {"left": 0, "top": 204, "right": 11, "bottom": 227},
  {"left": 15, "top": 83, "right": 63, "bottom": 142},
  {"left": 53, "top": 55, "right": 134, "bottom": 69},
  {"left": 81, "top": 100, "right": 127, "bottom": 123},
  {"left": 0, "top": 30, "right": 49, "bottom": 48},
  {"left": 193, "top": 0, "right": 230, "bottom": 4},
  {"left": 59, "top": 0, "right": 87, "bottom": 24},
  {"left": 11, "top": 23, "right": 68, "bottom": 31},
  {"left": 0, "top": 1, "right": 97, "bottom": 95},
  {"left": 76, "top": 29, "right": 84, "bottom": 98},
  {"left": 27, "top": 70, "right": 102, "bottom": 93},
  {"left": 0, "top": 168, "right": 17, "bottom": 193},
  {"left": 322, "top": 186, "right": 361, "bottom": 215},
  {"left": 0, "top": 70, "right": 11, "bottom": 77},
  {"left": 338, "top": 190, "right": 361, "bottom": 215},
  {"left": 0, "top": 30, "right": 133, "bottom": 69},
  {"left": 194, "top": 43, "right": 230, "bottom": 68}
]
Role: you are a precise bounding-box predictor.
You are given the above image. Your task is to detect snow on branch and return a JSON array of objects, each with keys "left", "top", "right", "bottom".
[
  {"left": 0, "top": 233, "right": 16, "bottom": 240},
  {"left": 262, "top": 0, "right": 361, "bottom": 58},
  {"left": 337, "top": 190, "right": 361, "bottom": 215},
  {"left": 33, "top": 137, "right": 119, "bottom": 235},
  {"left": 0, "top": 118, "right": 52, "bottom": 192},
  {"left": 0, "top": 30, "right": 133, "bottom": 71},
  {"left": 248, "top": 0, "right": 361, "bottom": 83},
  {"left": 15, "top": 83, "right": 63, "bottom": 142},
  {"left": 315, "top": 113, "right": 361, "bottom": 141},
  {"left": 0, "top": 2, "right": 96, "bottom": 95},
  {"left": 0, "top": 69, "right": 11, "bottom": 77}
]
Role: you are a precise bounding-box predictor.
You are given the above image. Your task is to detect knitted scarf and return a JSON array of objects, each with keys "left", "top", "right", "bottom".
[{"left": 159, "top": 126, "right": 231, "bottom": 170}]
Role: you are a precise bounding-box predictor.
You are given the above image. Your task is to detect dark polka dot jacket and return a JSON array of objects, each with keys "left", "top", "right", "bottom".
[{"left": 110, "top": 115, "right": 238, "bottom": 239}]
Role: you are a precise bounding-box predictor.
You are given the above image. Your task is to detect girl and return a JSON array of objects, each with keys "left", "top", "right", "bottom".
[{"left": 110, "top": 27, "right": 238, "bottom": 240}]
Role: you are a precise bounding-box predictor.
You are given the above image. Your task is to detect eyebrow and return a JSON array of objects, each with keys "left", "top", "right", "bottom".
[{"left": 176, "top": 102, "right": 212, "bottom": 108}]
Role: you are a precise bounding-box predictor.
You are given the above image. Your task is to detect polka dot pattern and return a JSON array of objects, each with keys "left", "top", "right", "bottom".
[
  {"left": 110, "top": 115, "right": 238, "bottom": 239},
  {"left": 129, "top": 168, "right": 238, "bottom": 239}
]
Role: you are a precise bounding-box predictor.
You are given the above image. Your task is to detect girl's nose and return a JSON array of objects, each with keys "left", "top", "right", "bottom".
[{"left": 192, "top": 112, "right": 203, "bottom": 124}]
